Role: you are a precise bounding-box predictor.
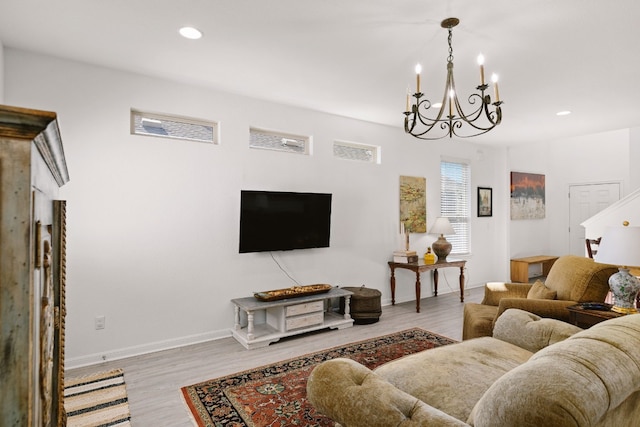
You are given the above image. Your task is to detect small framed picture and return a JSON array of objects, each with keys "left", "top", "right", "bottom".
[{"left": 477, "top": 187, "right": 492, "bottom": 217}]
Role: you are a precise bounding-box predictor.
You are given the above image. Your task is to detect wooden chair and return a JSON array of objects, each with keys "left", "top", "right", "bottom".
[{"left": 586, "top": 237, "right": 601, "bottom": 259}]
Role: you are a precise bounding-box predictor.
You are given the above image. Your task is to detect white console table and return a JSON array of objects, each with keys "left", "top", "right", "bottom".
[{"left": 231, "top": 287, "right": 354, "bottom": 349}]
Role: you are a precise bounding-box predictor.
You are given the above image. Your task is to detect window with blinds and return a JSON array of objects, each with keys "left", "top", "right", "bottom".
[
  {"left": 249, "top": 128, "right": 310, "bottom": 155},
  {"left": 333, "top": 140, "right": 380, "bottom": 163},
  {"left": 130, "top": 109, "right": 218, "bottom": 144},
  {"left": 440, "top": 159, "right": 471, "bottom": 255}
]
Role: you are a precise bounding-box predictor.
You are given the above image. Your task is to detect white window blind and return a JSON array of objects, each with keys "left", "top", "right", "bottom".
[
  {"left": 333, "top": 140, "right": 380, "bottom": 163},
  {"left": 131, "top": 109, "right": 218, "bottom": 144},
  {"left": 249, "top": 128, "right": 310, "bottom": 155},
  {"left": 440, "top": 159, "right": 471, "bottom": 255}
]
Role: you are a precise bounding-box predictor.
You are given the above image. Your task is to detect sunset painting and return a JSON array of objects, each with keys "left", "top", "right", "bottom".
[{"left": 510, "top": 172, "right": 545, "bottom": 220}]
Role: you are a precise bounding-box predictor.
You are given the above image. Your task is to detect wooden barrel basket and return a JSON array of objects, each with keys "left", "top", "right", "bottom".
[{"left": 339, "top": 286, "right": 382, "bottom": 324}]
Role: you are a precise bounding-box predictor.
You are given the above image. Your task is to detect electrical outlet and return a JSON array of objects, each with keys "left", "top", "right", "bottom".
[{"left": 95, "top": 315, "right": 106, "bottom": 330}]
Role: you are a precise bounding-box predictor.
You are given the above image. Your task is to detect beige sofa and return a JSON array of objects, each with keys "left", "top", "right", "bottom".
[{"left": 307, "top": 309, "right": 640, "bottom": 427}]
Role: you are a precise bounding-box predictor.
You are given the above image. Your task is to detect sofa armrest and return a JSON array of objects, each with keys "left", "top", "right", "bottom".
[
  {"left": 495, "top": 298, "right": 577, "bottom": 322},
  {"left": 481, "top": 282, "right": 532, "bottom": 306},
  {"left": 492, "top": 308, "right": 583, "bottom": 353},
  {"left": 307, "top": 358, "right": 468, "bottom": 427}
]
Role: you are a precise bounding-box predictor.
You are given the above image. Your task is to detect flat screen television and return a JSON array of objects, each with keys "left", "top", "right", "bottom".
[{"left": 239, "top": 190, "right": 332, "bottom": 253}]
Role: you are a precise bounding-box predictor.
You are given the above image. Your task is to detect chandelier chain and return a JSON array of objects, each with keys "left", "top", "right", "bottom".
[{"left": 447, "top": 27, "right": 454, "bottom": 63}]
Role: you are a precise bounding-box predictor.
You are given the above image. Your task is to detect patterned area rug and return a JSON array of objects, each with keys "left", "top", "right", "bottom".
[
  {"left": 64, "top": 368, "right": 132, "bottom": 426},
  {"left": 181, "top": 328, "right": 456, "bottom": 426}
]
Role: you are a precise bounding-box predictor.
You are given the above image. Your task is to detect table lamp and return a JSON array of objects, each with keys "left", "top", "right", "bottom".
[
  {"left": 595, "top": 222, "right": 640, "bottom": 314},
  {"left": 428, "top": 217, "right": 455, "bottom": 261}
]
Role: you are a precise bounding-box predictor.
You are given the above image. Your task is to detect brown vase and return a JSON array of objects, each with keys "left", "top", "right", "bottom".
[{"left": 432, "top": 235, "right": 452, "bottom": 261}]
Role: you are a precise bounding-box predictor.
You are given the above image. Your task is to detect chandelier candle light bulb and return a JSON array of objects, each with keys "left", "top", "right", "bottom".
[
  {"left": 406, "top": 86, "right": 410, "bottom": 112},
  {"left": 449, "top": 89, "right": 455, "bottom": 117},
  {"left": 477, "top": 54, "right": 485, "bottom": 85},
  {"left": 415, "top": 64, "right": 422, "bottom": 93},
  {"left": 492, "top": 73, "right": 500, "bottom": 103}
]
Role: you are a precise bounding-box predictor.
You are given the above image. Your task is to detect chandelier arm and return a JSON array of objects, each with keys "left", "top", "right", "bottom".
[
  {"left": 406, "top": 91, "right": 453, "bottom": 139},
  {"left": 456, "top": 94, "right": 494, "bottom": 130}
]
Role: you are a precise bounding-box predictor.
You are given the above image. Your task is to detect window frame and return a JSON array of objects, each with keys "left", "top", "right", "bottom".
[
  {"left": 130, "top": 109, "right": 219, "bottom": 144},
  {"left": 249, "top": 127, "right": 311, "bottom": 155},
  {"left": 333, "top": 140, "right": 381, "bottom": 164},
  {"left": 440, "top": 158, "right": 471, "bottom": 255}
]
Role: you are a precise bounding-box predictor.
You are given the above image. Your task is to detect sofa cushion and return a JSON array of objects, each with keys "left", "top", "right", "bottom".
[
  {"left": 526, "top": 280, "right": 556, "bottom": 300},
  {"left": 307, "top": 358, "right": 468, "bottom": 427},
  {"left": 469, "top": 314, "right": 640, "bottom": 426},
  {"left": 374, "top": 336, "right": 533, "bottom": 423},
  {"left": 492, "top": 308, "right": 582, "bottom": 353}
]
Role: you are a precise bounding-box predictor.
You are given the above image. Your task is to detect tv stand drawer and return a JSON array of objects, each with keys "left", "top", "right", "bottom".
[
  {"left": 286, "top": 300, "right": 324, "bottom": 317},
  {"left": 286, "top": 312, "right": 324, "bottom": 331}
]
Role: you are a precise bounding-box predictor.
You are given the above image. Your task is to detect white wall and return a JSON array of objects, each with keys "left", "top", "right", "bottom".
[
  {"left": 630, "top": 127, "right": 640, "bottom": 190},
  {"left": 508, "top": 129, "right": 633, "bottom": 258},
  {"left": 0, "top": 39, "right": 4, "bottom": 103},
  {"left": 5, "top": 49, "right": 508, "bottom": 367}
]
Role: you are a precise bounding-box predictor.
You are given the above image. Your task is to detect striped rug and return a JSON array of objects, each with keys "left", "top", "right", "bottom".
[{"left": 64, "top": 368, "right": 132, "bottom": 426}]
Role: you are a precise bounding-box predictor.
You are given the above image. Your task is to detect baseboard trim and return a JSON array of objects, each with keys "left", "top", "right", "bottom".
[{"left": 65, "top": 328, "right": 231, "bottom": 369}]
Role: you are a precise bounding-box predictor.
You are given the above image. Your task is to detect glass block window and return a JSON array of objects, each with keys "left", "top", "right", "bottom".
[
  {"left": 131, "top": 110, "right": 218, "bottom": 144},
  {"left": 333, "top": 140, "right": 380, "bottom": 164},
  {"left": 440, "top": 159, "right": 471, "bottom": 255},
  {"left": 249, "top": 128, "right": 310, "bottom": 154}
]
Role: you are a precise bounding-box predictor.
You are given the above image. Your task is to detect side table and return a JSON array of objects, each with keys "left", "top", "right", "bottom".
[
  {"left": 388, "top": 259, "right": 466, "bottom": 313},
  {"left": 566, "top": 304, "right": 624, "bottom": 329}
]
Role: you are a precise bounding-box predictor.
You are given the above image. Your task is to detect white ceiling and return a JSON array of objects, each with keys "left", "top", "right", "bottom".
[{"left": 1, "top": 0, "right": 639, "bottom": 146}]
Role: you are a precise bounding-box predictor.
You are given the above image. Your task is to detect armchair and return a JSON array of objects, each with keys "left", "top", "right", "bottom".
[{"left": 463, "top": 255, "right": 617, "bottom": 340}]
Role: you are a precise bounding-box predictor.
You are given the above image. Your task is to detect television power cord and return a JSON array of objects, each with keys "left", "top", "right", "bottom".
[{"left": 270, "top": 252, "right": 301, "bottom": 286}]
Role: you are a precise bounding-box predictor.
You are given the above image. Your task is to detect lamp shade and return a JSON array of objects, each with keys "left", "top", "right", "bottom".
[
  {"left": 595, "top": 226, "right": 640, "bottom": 267},
  {"left": 429, "top": 217, "right": 455, "bottom": 236}
]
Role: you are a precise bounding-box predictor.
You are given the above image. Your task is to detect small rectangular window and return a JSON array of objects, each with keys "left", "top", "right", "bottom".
[
  {"left": 333, "top": 140, "right": 380, "bottom": 164},
  {"left": 249, "top": 128, "right": 310, "bottom": 155},
  {"left": 131, "top": 110, "right": 218, "bottom": 144}
]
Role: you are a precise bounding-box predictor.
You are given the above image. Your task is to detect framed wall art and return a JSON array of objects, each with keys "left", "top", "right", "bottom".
[
  {"left": 477, "top": 187, "right": 492, "bottom": 217},
  {"left": 510, "top": 171, "right": 545, "bottom": 220},
  {"left": 399, "top": 175, "right": 426, "bottom": 232}
]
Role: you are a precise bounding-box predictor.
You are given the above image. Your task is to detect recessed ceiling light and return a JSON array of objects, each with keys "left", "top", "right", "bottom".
[
  {"left": 556, "top": 110, "right": 572, "bottom": 116},
  {"left": 179, "top": 26, "right": 203, "bottom": 40}
]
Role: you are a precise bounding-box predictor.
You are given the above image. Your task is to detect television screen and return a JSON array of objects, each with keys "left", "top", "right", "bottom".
[{"left": 239, "top": 190, "right": 332, "bottom": 253}]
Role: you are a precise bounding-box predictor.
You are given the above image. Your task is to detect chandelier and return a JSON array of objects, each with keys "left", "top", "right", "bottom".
[{"left": 403, "top": 18, "right": 503, "bottom": 140}]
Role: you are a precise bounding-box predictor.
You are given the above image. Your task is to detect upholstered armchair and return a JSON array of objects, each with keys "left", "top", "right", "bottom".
[{"left": 463, "top": 255, "right": 617, "bottom": 340}]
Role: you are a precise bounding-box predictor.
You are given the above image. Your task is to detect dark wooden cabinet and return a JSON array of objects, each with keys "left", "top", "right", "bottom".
[
  {"left": 0, "top": 105, "right": 69, "bottom": 426},
  {"left": 567, "top": 304, "right": 624, "bottom": 329}
]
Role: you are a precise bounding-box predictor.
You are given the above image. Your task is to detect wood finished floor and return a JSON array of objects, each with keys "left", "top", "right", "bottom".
[{"left": 66, "top": 286, "right": 484, "bottom": 426}]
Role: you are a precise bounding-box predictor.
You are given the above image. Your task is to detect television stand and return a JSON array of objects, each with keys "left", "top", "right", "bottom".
[{"left": 231, "top": 287, "right": 354, "bottom": 349}]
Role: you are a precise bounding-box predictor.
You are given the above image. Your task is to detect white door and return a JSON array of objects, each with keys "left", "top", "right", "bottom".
[{"left": 569, "top": 183, "right": 620, "bottom": 256}]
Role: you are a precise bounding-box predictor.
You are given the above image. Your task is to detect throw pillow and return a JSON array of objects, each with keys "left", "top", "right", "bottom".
[{"left": 527, "top": 280, "right": 557, "bottom": 300}]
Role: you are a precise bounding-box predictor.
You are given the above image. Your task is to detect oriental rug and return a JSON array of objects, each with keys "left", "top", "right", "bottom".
[
  {"left": 64, "top": 368, "right": 132, "bottom": 427},
  {"left": 181, "top": 328, "right": 456, "bottom": 427}
]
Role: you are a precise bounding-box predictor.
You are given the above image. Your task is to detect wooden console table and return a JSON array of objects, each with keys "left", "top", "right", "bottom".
[
  {"left": 510, "top": 255, "right": 559, "bottom": 283},
  {"left": 388, "top": 259, "right": 466, "bottom": 313},
  {"left": 231, "top": 287, "right": 353, "bottom": 349}
]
